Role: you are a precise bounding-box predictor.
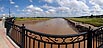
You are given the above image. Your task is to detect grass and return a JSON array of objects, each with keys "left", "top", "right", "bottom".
[
  {"left": 68, "top": 18, "right": 103, "bottom": 27},
  {"left": 15, "top": 17, "right": 50, "bottom": 21}
]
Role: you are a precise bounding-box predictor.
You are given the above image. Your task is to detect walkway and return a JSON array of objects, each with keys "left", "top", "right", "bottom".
[{"left": 0, "top": 21, "right": 14, "bottom": 48}]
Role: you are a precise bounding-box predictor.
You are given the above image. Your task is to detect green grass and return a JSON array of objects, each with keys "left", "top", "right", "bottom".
[
  {"left": 68, "top": 18, "right": 103, "bottom": 27},
  {"left": 15, "top": 17, "right": 50, "bottom": 21}
]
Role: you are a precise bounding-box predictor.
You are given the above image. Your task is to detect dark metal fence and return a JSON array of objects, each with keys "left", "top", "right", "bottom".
[{"left": 5, "top": 17, "right": 103, "bottom": 48}]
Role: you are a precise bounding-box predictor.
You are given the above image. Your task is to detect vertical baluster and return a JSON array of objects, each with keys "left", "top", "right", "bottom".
[
  {"left": 44, "top": 43, "right": 46, "bottom": 48},
  {"left": 93, "top": 32, "right": 95, "bottom": 48},
  {"left": 17, "top": 29, "right": 19, "bottom": 43},
  {"left": 97, "top": 31, "right": 99, "bottom": 47},
  {"left": 65, "top": 44, "right": 67, "bottom": 48},
  {"left": 100, "top": 32, "right": 102, "bottom": 45},
  {"left": 51, "top": 44, "right": 52, "bottom": 48},
  {"left": 26, "top": 31, "right": 27, "bottom": 48},
  {"left": 84, "top": 35, "right": 85, "bottom": 48},
  {"left": 38, "top": 41, "right": 40, "bottom": 48},
  {"left": 58, "top": 44, "right": 60, "bottom": 48},
  {"left": 72, "top": 43, "right": 74, "bottom": 48},
  {"left": 33, "top": 40, "right": 35, "bottom": 48},
  {"left": 96, "top": 32, "right": 97, "bottom": 48},
  {"left": 102, "top": 29, "right": 103, "bottom": 45},
  {"left": 29, "top": 37, "right": 31, "bottom": 48},
  {"left": 16, "top": 29, "right": 17, "bottom": 43},
  {"left": 78, "top": 42, "right": 80, "bottom": 48},
  {"left": 98, "top": 32, "right": 100, "bottom": 47}
]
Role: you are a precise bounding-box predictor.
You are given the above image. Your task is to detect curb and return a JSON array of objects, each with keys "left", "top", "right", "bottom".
[{"left": 6, "top": 36, "right": 20, "bottom": 48}]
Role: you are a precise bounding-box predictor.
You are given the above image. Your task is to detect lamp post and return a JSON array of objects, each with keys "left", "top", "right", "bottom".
[{"left": 9, "top": 8, "right": 11, "bottom": 17}]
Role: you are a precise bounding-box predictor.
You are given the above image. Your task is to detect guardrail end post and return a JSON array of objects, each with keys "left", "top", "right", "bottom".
[
  {"left": 21, "top": 24, "right": 25, "bottom": 48},
  {"left": 87, "top": 26, "right": 92, "bottom": 48}
]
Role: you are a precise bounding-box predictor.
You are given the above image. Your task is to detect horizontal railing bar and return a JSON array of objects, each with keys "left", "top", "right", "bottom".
[{"left": 25, "top": 28, "right": 87, "bottom": 38}]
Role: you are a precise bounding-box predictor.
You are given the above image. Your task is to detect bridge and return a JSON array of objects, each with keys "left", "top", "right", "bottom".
[{"left": 1, "top": 17, "right": 103, "bottom": 48}]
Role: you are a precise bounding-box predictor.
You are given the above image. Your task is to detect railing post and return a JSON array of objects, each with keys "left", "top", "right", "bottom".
[
  {"left": 5, "top": 18, "right": 13, "bottom": 35},
  {"left": 87, "top": 26, "right": 92, "bottom": 48},
  {"left": 5, "top": 20, "right": 9, "bottom": 35},
  {"left": 21, "top": 24, "right": 25, "bottom": 48}
]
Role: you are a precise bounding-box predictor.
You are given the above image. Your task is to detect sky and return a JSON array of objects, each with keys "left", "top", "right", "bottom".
[{"left": 0, "top": 0, "right": 103, "bottom": 17}]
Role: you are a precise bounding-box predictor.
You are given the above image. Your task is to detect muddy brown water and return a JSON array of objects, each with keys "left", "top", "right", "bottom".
[{"left": 16, "top": 18, "right": 77, "bottom": 35}]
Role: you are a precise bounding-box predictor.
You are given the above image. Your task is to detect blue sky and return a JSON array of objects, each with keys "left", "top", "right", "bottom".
[{"left": 0, "top": 0, "right": 103, "bottom": 17}]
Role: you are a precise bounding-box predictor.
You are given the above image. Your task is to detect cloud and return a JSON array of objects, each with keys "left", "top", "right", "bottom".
[
  {"left": 57, "top": 7, "right": 70, "bottom": 11},
  {"left": 88, "top": 0, "right": 103, "bottom": 15},
  {"left": 48, "top": 9, "right": 56, "bottom": 13},
  {"left": 92, "top": 0, "right": 103, "bottom": 6},
  {"left": 42, "top": 4, "right": 72, "bottom": 16},
  {"left": 10, "top": 1, "right": 15, "bottom": 4},
  {"left": 42, "top": 4, "right": 56, "bottom": 10},
  {"left": 27, "top": 4, "right": 34, "bottom": 8},
  {"left": 78, "top": 0, "right": 86, "bottom": 3},
  {"left": 27, "top": 5, "right": 43, "bottom": 12},
  {"left": 44, "top": 0, "right": 54, "bottom": 3},
  {"left": 21, "top": 5, "right": 44, "bottom": 17},
  {"left": 90, "top": 4, "right": 103, "bottom": 15},
  {"left": 58, "top": 0, "right": 90, "bottom": 16},
  {"left": 9, "top": 0, "right": 15, "bottom": 4},
  {"left": 0, "top": 6, "right": 4, "bottom": 12},
  {"left": 15, "top": 5, "right": 19, "bottom": 8},
  {"left": 6, "top": 0, "right": 103, "bottom": 17},
  {"left": 42, "top": 0, "right": 90, "bottom": 16}
]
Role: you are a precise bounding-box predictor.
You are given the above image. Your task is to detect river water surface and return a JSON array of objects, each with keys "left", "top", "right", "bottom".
[{"left": 27, "top": 18, "right": 77, "bottom": 35}]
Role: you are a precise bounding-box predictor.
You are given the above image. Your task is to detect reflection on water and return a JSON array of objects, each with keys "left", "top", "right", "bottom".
[{"left": 32, "top": 18, "right": 77, "bottom": 35}]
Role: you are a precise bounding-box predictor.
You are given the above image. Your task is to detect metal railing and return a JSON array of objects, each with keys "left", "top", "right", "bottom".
[{"left": 5, "top": 17, "right": 103, "bottom": 48}]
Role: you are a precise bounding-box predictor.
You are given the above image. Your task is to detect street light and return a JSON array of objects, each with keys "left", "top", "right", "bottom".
[{"left": 9, "top": 8, "right": 11, "bottom": 17}]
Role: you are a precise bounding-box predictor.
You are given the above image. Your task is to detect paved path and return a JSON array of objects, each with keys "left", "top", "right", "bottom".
[{"left": 0, "top": 21, "right": 14, "bottom": 48}]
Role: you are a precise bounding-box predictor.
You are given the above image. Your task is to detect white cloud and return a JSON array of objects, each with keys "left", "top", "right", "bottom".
[
  {"left": 11, "top": 0, "right": 103, "bottom": 17},
  {"left": 90, "top": 4, "right": 103, "bottom": 15},
  {"left": 15, "top": 5, "right": 19, "bottom": 8},
  {"left": 35, "top": 7, "right": 43, "bottom": 12},
  {"left": 89, "top": 0, "right": 103, "bottom": 15},
  {"left": 0, "top": 7, "right": 4, "bottom": 12},
  {"left": 42, "top": 4, "right": 56, "bottom": 9},
  {"left": 57, "top": 7, "right": 70, "bottom": 11},
  {"left": 78, "top": 0, "right": 86, "bottom": 3},
  {"left": 89, "top": 0, "right": 96, "bottom": 5},
  {"left": 21, "top": 5, "right": 44, "bottom": 17},
  {"left": 57, "top": 0, "right": 90, "bottom": 16},
  {"left": 27, "top": 5, "right": 43, "bottom": 12},
  {"left": 9, "top": 0, "right": 15, "bottom": 4},
  {"left": 44, "top": 0, "right": 54, "bottom": 3},
  {"left": 42, "top": 0, "right": 90, "bottom": 16},
  {"left": 93, "top": 0, "right": 103, "bottom": 6},
  {"left": 48, "top": 9, "right": 56, "bottom": 13},
  {"left": 27, "top": 5, "right": 34, "bottom": 8},
  {"left": 10, "top": 1, "right": 15, "bottom": 4}
]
